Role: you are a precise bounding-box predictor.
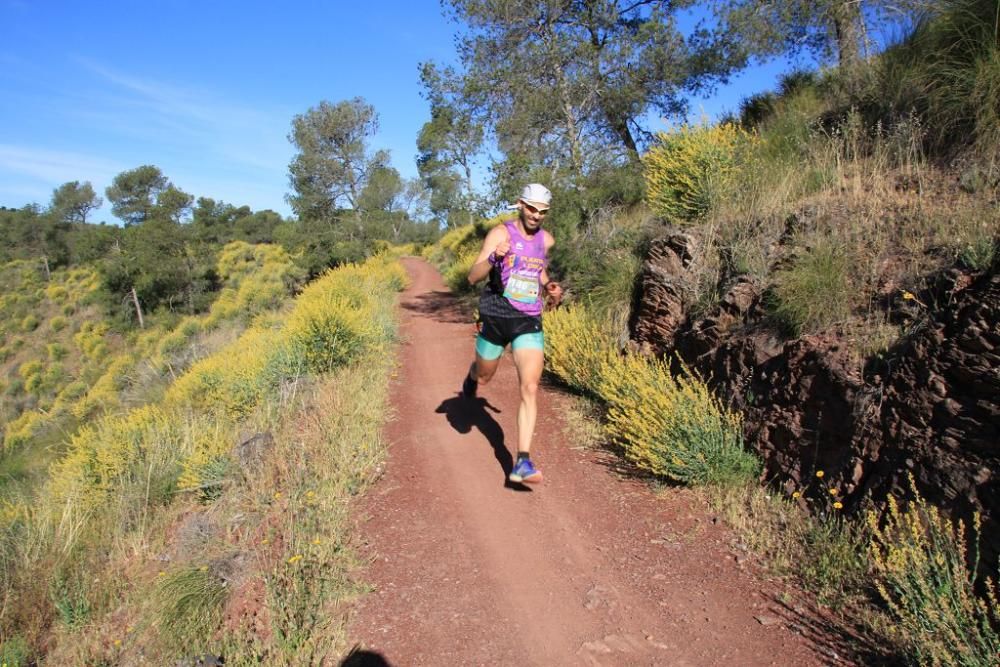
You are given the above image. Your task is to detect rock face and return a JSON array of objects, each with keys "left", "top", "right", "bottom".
[
  {"left": 629, "top": 235, "right": 695, "bottom": 357},
  {"left": 630, "top": 234, "right": 1000, "bottom": 555}
]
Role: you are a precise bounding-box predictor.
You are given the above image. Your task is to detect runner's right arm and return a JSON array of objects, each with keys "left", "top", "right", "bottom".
[{"left": 467, "top": 225, "right": 511, "bottom": 285}]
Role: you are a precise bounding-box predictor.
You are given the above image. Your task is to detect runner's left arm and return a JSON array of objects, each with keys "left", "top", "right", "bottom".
[{"left": 540, "top": 232, "right": 562, "bottom": 304}]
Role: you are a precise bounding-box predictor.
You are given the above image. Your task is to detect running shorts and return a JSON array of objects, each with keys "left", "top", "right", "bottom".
[{"left": 475, "top": 313, "right": 544, "bottom": 360}]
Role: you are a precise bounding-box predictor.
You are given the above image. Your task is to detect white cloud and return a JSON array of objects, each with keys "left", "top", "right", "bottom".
[
  {"left": 74, "top": 58, "right": 291, "bottom": 172},
  {"left": 0, "top": 144, "right": 121, "bottom": 185}
]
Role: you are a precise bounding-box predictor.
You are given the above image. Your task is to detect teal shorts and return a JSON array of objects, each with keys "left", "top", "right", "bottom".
[{"left": 475, "top": 331, "right": 544, "bottom": 360}]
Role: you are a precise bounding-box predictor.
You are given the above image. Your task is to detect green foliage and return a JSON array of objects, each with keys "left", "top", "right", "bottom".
[
  {"left": 51, "top": 576, "right": 92, "bottom": 630},
  {"left": 287, "top": 97, "right": 381, "bottom": 221},
  {"left": 19, "top": 315, "right": 38, "bottom": 332},
  {"left": 868, "top": 480, "right": 1000, "bottom": 665},
  {"left": 441, "top": 0, "right": 729, "bottom": 194},
  {"left": 598, "top": 353, "right": 760, "bottom": 487},
  {"left": 0, "top": 635, "right": 30, "bottom": 666},
  {"left": 768, "top": 239, "right": 855, "bottom": 336},
  {"left": 46, "top": 343, "right": 67, "bottom": 361},
  {"left": 643, "top": 122, "right": 759, "bottom": 223},
  {"left": 49, "top": 181, "right": 102, "bottom": 225},
  {"left": 875, "top": 0, "right": 1000, "bottom": 165},
  {"left": 958, "top": 235, "right": 997, "bottom": 271},
  {"left": 152, "top": 567, "right": 227, "bottom": 652},
  {"left": 104, "top": 165, "right": 170, "bottom": 226}
]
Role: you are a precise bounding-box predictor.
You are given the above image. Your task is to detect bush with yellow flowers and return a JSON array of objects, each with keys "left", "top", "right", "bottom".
[
  {"left": 643, "top": 121, "right": 758, "bottom": 223},
  {"left": 542, "top": 301, "right": 758, "bottom": 487},
  {"left": 543, "top": 305, "right": 618, "bottom": 395},
  {"left": 867, "top": 477, "right": 1000, "bottom": 666},
  {"left": 71, "top": 353, "right": 134, "bottom": 419},
  {"left": 597, "top": 353, "right": 758, "bottom": 486}
]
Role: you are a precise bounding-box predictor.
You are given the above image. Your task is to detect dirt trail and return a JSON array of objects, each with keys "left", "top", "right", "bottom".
[{"left": 347, "top": 258, "right": 850, "bottom": 666}]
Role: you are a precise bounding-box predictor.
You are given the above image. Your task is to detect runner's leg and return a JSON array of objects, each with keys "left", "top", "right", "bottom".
[
  {"left": 511, "top": 346, "right": 544, "bottom": 455},
  {"left": 471, "top": 354, "right": 501, "bottom": 385}
]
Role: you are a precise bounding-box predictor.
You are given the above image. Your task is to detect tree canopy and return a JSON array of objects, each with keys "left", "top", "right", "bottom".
[{"left": 436, "top": 0, "right": 735, "bottom": 195}]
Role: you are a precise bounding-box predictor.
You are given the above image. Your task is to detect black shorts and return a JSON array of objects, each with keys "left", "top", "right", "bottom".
[{"left": 478, "top": 313, "right": 542, "bottom": 348}]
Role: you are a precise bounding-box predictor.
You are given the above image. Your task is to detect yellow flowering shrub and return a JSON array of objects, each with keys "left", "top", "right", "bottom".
[
  {"left": 44, "top": 285, "right": 68, "bottom": 302},
  {"left": 71, "top": 354, "right": 134, "bottom": 419},
  {"left": 867, "top": 480, "right": 1000, "bottom": 665},
  {"left": 543, "top": 305, "right": 619, "bottom": 395},
  {"left": 176, "top": 422, "right": 236, "bottom": 494},
  {"left": 3, "top": 410, "right": 47, "bottom": 450},
  {"left": 438, "top": 224, "right": 478, "bottom": 256},
  {"left": 74, "top": 322, "right": 111, "bottom": 361},
  {"left": 48, "top": 405, "right": 181, "bottom": 516},
  {"left": 167, "top": 327, "right": 287, "bottom": 418},
  {"left": 597, "top": 353, "right": 758, "bottom": 486},
  {"left": 215, "top": 241, "right": 306, "bottom": 321},
  {"left": 20, "top": 314, "right": 39, "bottom": 332},
  {"left": 442, "top": 249, "right": 478, "bottom": 294},
  {"left": 643, "top": 121, "right": 758, "bottom": 223}
]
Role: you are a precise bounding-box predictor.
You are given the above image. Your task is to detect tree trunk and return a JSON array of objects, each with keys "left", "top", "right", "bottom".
[
  {"left": 42, "top": 256, "right": 51, "bottom": 281},
  {"left": 831, "top": 0, "right": 864, "bottom": 71},
  {"left": 606, "top": 108, "right": 640, "bottom": 162},
  {"left": 130, "top": 286, "right": 145, "bottom": 329}
]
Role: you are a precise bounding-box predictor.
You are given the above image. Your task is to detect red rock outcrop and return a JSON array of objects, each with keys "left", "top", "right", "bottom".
[{"left": 630, "top": 232, "right": 1000, "bottom": 555}]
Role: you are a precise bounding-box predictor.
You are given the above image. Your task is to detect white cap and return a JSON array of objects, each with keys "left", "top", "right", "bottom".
[{"left": 519, "top": 183, "right": 552, "bottom": 210}]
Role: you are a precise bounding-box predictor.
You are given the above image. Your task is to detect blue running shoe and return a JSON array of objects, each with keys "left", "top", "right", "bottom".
[{"left": 509, "top": 457, "right": 542, "bottom": 483}]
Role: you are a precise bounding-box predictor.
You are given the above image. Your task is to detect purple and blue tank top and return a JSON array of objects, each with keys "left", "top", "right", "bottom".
[{"left": 481, "top": 220, "right": 548, "bottom": 318}]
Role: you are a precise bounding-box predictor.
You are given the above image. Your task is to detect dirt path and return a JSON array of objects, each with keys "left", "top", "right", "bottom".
[{"left": 347, "top": 258, "right": 850, "bottom": 666}]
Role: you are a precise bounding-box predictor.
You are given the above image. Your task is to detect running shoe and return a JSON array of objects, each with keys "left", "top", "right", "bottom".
[
  {"left": 461, "top": 374, "right": 478, "bottom": 399},
  {"left": 509, "top": 457, "right": 542, "bottom": 483}
]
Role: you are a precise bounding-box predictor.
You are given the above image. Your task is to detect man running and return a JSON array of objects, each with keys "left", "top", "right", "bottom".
[{"left": 460, "top": 183, "right": 563, "bottom": 484}]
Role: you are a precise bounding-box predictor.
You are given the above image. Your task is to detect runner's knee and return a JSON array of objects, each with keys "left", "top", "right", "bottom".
[{"left": 519, "top": 378, "right": 539, "bottom": 400}]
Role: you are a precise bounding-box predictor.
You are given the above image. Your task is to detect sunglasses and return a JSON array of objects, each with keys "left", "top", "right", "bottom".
[{"left": 523, "top": 203, "right": 548, "bottom": 216}]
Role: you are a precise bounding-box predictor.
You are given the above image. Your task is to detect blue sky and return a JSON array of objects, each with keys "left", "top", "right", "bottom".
[{"left": 1, "top": 1, "right": 805, "bottom": 223}]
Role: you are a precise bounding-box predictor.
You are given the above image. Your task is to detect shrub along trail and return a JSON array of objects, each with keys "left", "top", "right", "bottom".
[{"left": 348, "top": 258, "right": 845, "bottom": 666}]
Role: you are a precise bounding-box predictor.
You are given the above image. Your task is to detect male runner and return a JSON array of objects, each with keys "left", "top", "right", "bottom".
[{"left": 461, "top": 183, "right": 563, "bottom": 483}]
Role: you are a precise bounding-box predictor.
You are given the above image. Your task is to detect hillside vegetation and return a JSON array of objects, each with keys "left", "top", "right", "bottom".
[
  {"left": 1, "top": 245, "right": 408, "bottom": 663},
  {"left": 2, "top": 0, "right": 998, "bottom": 664},
  {"left": 425, "top": 2, "right": 1000, "bottom": 663}
]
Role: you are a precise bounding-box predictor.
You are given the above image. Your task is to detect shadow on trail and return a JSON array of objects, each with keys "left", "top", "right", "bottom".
[
  {"left": 340, "top": 646, "right": 394, "bottom": 666},
  {"left": 766, "top": 593, "right": 904, "bottom": 667},
  {"left": 401, "top": 289, "right": 471, "bottom": 325},
  {"left": 435, "top": 394, "right": 532, "bottom": 492}
]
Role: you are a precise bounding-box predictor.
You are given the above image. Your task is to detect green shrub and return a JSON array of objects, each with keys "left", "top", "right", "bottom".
[
  {"left": 598, "top": 353, "right": 760, "bottom": 487},
  {"left": 958, "top": 236, "right": 997, "bottom": 271},
  {"left": 57, "top": 381, "right": 88, "bottom": 402},
  {"left": 868, "top": 479, "right": 1000, "bottom": 665},
  {"left": 51, "top": 577, "right": 91, "bottom": 630},
  {"left": 19, "top": 315, "right": 39, "bottom": 332},
  {"left": 877, "top": 0, "right": 1000, "bottom": 164},
  {"left": 768, "top": 239, "right": 854, "bottom": 336},
  {"left": 46, "top": 343, "right": 67, "bottom": 361},
  {"left": 543, "top": 306, "right": 619, "bottom": 395},
  {"left": 153, "top": 567, "right": 227, "bottom": 651},
  {"left": 17, "top": 360, "right": 43, "bottom": 382},
  {"left": 643, "top": 122, "right": 759, "bottom": 223},
  {"left": 0, "top": 635, "right": 31, "bottom": 666}
]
